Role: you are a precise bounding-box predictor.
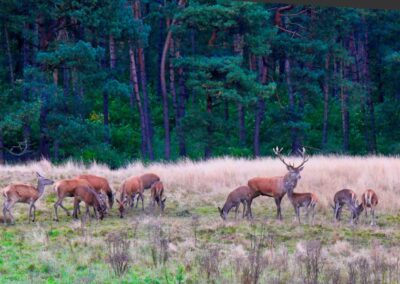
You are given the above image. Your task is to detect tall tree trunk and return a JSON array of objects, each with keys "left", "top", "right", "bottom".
[
  {"left": 4, "top": 25, "right": 15, "bottom": 86},
  {"left": 129, "top": 44, "right": 147, "bottom": 158},
  {"left": 109, "top": 34, "right": 116, "bottom": 70},
  {"left": 160, "top": 0, "right": 186, "bottom": 160},
  {"left": 233, "top": 33, "right": 246, "bottom": 146},
  {"left": 0, "top": 130, "right": 4, "bottom": 164},
  {"left": 285, "top": 57, "right": 300, "bottom": 154},
  {"left": 177, "top": 64, "right": 187, "bottom": 156},
  {"left": 361, "top": 26, "right": 377, "bottom": 154},
  {"left": 254, "top": 56, "right": 267, "bottom": 157},
  {"left": 134, "top": 0, "right": 153, "bottom": 160},
  {"left": 340, "top": 59, "right": 349, "bottom": 153},
  {"left": 205, "top": 95, "right": 212, "bottom": 159},
  {"left": 322, "top": 53, "right": 330, "bottom": 148},
  {"left": 22, "top": 23, "right": 31, "bottom": 148}
]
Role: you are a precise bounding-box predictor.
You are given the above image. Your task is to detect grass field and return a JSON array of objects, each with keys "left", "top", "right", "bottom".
[{"left": 1, "top": 156, "right": 400, "bottom": 283}]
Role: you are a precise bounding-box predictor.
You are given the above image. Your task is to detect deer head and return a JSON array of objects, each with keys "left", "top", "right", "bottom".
[
  {"left": 273, "top": 147, "right": 309, "bottom": 191},
  {"left": 116, "top": 198, "right": 128, "bottom": 218},
  {"left": 218, "top": 206, "right": 227, "bottom": 220},
  {"left": 36, "top": 172, "right": 54, "bottom": 186}
]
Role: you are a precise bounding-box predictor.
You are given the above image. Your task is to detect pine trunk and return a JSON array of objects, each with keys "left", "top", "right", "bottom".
[
  {"left": 129, "top": 44, "right": 147, "bottom": 158},
  {"left": 205, "top": 95, "right": 213, "bottom": 159},
  {"left": 4, "top": 25, "right": 15, "bottom": 86},
  {"left": 322, "top": 53, "right": 330, "bottom": 148},
  {"left": 340, "top": 59, "right": 349, "bottom": 153},
  {"left": 285, "top": 57, "right": 300, "bottom": 154},
  {"left": 254, "top": 56, "right": 267, "bottom": 157}
]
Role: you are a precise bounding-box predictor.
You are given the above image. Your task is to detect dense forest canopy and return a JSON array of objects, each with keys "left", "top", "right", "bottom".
[{"left": 0, "top": 0, "right": 399, "bottom": 167}]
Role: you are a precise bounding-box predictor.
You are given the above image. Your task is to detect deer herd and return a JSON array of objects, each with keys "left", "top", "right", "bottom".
[{"left": 2, "top": 147, "right": 378, "bottom": 227}]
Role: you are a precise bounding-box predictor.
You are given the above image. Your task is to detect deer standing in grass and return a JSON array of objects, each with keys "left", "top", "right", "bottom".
[
  {"left": 2, "top": 173, "right": 54, "bottom": 224},
  {"left": 116, "top": 176, "right": 144, "bottom": 218},
  {"left": 248, "top": 147, "right": 309, "bottom": 220},
  {"left": 129, "top": 173, "right": 161, "bottom": 207},
  {"left": 75, "top": 174, "right": 114, "bottom": 208},
  {"left": 287, "top": 187, "right": 318, "bottom": 225},
  {"left": 332, "top": 189, "right": 362, "bottom": 224},
  {"left": 361, "top": 189, "right": 378, "bottom": 226},
  {"left": 72, "top": 185, "right": 107, "bottom": 220},
  {"left": 218, "top": 185, "right": 260, "bottom": 221},
  {"left": 53, "top": 178, "right": 92, "bottom": 221},
  {"left": 151, "top": 181, "right": 166, "bottom": 213}
]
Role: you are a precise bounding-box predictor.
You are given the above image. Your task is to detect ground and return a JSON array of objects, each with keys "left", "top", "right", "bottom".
[{"left": 0, "top": 157, "right": 399, "bottom": 283}]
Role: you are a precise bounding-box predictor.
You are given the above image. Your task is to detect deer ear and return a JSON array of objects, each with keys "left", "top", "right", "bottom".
[
  {"left": 36, "top": 172, "right": 41, "bottom": 177},
  {"left": 217, "top": 207, "right": 222, "bottom": 213},
  {"left": 162, "top": 197, "right": 166, "bottom": 203},
  {"left": 298, "top": 166, "right": 304, "bottom": 172}
]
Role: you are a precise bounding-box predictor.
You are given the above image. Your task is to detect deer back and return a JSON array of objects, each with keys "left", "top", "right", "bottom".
[
  {"left": 76, "top": 174, "right": 111, "bottom": 193},
  {"left": 140, "top": 173, "right": 160, "bottom": 189},
  {"left": 362, "top": 189, "right": 378, "bottom": 207},
  {"left": 151, "top": 181, "right": 164, "bottom": 199},
  {"left": 54, "top": 178, "right": 91, "bottom": 197},
  {"left": 3, "top": 184, "right": 39, "bottom": 202},
  {"left": 121, "top": 176, "right": 143, "bottom": 195},
  {"left": 248, "top": 176, "right": 285, "bottom": 198}
]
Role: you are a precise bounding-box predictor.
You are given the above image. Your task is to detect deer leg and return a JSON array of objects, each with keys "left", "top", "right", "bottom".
[
  {"left": 72, "top": 199, "right": 80, "bottom": 219},
  {"left": 242, "top": 201, "right": 246, "bottom": 219},
  {"left": 32, "top": 204, "right": 36, "bottom": 222},
  {"left": 234, "top": 204, "right": 239, "bottom": 220},
  {"left": 140, "top": 193, "right": 144, "bottom": 211},
  {"left": 248, "top": 199, "right": 254, "bottom": 220},
  {"left": 5, "top": 200, "right": 16, "bottom": 225},
  {"left": 371, "top": 208, "right": 375, "bottom": 226},
  {"left": 3, "top": 200, "right": 9, "bottom": 224},
  {"left": 296, "top": 207, "right": 301, "bottom": 224},
  {"left": 275, "top": 197, "right": 282, "bottom": 220}
]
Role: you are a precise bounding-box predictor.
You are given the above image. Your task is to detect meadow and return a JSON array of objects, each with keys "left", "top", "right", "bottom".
[{"left": 1, "top": 156, "right": 400, "bottom": 283}]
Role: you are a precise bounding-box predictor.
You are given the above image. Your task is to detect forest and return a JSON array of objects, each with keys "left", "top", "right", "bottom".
[{"left": 0, "top": 0, "right": 399, "bottom": 167}]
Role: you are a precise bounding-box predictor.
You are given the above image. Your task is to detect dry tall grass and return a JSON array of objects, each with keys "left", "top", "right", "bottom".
[{"left": 0, "top": 155, "right": 399, "bottom": 214}]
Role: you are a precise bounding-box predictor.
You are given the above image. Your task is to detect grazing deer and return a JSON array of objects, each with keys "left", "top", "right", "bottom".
[
  {"left": 53, "top": 178, "right": 92, "bottom": 221},
  {"left": 151, "top": 181, "right": 166, "bottom": 213},
  {"left": 116, "top": 176, "right": 144, "bottom": 218},
  {"left": 332, "top": 189, "right": 362, "bottom": 224},
  {"left": 72, "top": 186, "right": 107, "bottom": 220},
  {"left": 140, "top": 173, "right": 161, "bottom": 190},
  {"left": 361, "top": 189, "right": 378, "bottom": 226},
  {"left": 2, "top": 173, "right": 54, "bottom": 224},
  {"left": 248, "top": 147, "right": 309, "bottom": 220},
  {"left": 218, "top": 186, "right": 260, "bottom": 220},
  {"left": 287, "top": 188, "right": 318, "bottom": 224},
  {"left": 76, "top": 174, "right": 114, "bottom": 208}
]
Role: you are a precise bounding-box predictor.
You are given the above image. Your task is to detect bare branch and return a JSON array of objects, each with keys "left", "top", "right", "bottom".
[{"left": 5, "top": 140, "right": 32, "bottom": 157}]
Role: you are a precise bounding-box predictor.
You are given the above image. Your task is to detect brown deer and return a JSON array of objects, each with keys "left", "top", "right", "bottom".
[
  {"left": 332, "top": 189, "right": 362, "bottom": 224},
  {"left": 116, "top": 176, "right": 144, "bottom": 218},
  {"left": 218, "top": 186, "right": 261, "bottom": 220},
  {"left": 151, "top": 181, "right": 166, "bottom": 212},
  {"left": 287, "top": 188, "right": 318, "bottom": 225},
  {"left": 75, "top": 174, "right": 114, "bottom": 208},
  {"left": 361, "top": 189, "right": 378, "bottom": 226},
  {"left": 53, "top": 178, "right": 92, "bottom": 221},
  {"left": 140, "top": 173, "right": 161, "bottom": 189},
  {"left": 2, "top": 173, "right": 54, "bottom": 224},
  {"left": 248, "top": 147, "right": 309, "bottom": 220},
  {"left": 129, "top": 173, "right": 161, "bottom": 207},
  {"left": 72, "top": 185, "right": 107, "bottom": 220}
]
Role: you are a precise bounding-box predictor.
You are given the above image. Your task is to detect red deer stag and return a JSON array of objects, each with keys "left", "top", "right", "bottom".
[
  {"left": 75, "top": 174, "right": 114, "bottom": 208},
  {"left": 361, "top": 189, "right": 378, "bottom": 226},
  {"left": 2, "top": 173, "right": 54, "bottom": 224},
  {"left": 218, "top": 186, "right": 260, "bottom": 220},
  {"left": 248, "top": 147, "right": 309, "bottom": 220},
  {"left": 151, "top": 181, "right": 166, "bottom": 213},
  {"left": 287, "top": 187, "right": 318, "bottom": 225},
  {"left": 116, "top": 176, "right": 144, "bottom": 218},
  {"left": 53, "top": 178, "right": 92, "bottom": 221},
  {"left": 332, "top": 189, "right": 362, "bottom": 224},
  {"left": 72, "top": 185, "right": 107, "bottom": 220}
]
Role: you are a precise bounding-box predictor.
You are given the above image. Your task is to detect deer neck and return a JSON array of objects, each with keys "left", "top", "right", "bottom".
[
  {"left": 36, "top": 180, "right": 46, "bottom": 198},
  {"left": 283, "top": 174, "right": 298, "bottom": 192}
]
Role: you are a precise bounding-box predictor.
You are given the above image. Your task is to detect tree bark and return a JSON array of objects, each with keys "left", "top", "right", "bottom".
[
  {"left": 254, "top": 56, "right": 267, "bottom": 157},
  {"left": 322, "top": 53, "right": 330, "bottom": 148},
  {"left": 285, "top": 57, "right": 300, "bottom": 154},
  {"left": 134, "top": 0, "right": 153, "bottom": 160},
  {"left": 22, "top": 23, "right": 31, "bottom": 148},
  {"left": 205, "top": 95, "right": 213, "bottom": 159},
  {"left": 129, "top": 44, "right": 147, "bottom": 158},
  {"left": 109, "top": 34, "right": 116, "bottom": 70},
  {"left": 4, "top": 25, "right": 15, "bottom": 86},
  {"left": 160, "top": 0, "right": 186, "bottom": 160},
  {"left": 0, "top": 130, "right": 4, "bottom": 164},
  {"left": 340, "top": 59, "right": 349, "bottom": 153}
]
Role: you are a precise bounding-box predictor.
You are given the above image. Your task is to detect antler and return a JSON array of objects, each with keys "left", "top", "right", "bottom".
[
  {"left": 294, "top": 147, "right": 309, "bottom": 169},
  {"left": 5, "top": 140, "right": 32, "bottom": 157},
  {"left": 273, "top": 146, "right": 294, "bottom": 169}
]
